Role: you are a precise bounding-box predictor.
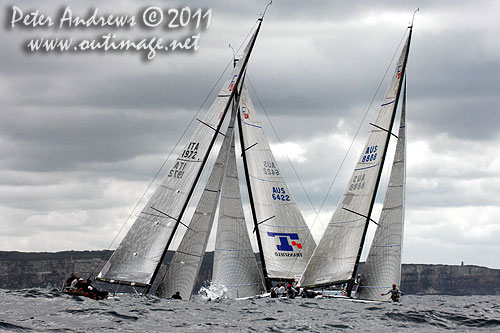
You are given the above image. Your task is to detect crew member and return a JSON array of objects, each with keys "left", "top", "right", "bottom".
[
  {"left": 171, "top": 291, "right": 182, "bottom": 300},
  {"left": 381, "top": 284, "right": 402, "bottom": 302}
]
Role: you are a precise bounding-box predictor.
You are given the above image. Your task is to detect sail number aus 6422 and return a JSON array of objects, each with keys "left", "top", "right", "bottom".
[
  {"left": 272, "top": 187, "right": 290, "bottom": 202},
  {"left": 361, "top": 145, "right": 377, "bottom": 163},
  {"left": 263, "top": 161, "right": 280, "bottom": 176}
]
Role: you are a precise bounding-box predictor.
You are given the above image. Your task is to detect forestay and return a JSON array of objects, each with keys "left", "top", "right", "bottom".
[
  {"left": 357, "top": 82, "right": 406, "bottom": 301},
  {"left": 239, "top": 85, "right": 316, "bottom": 280},
  {"left": 97, "top": 26, "right": 261, "bottom": 287},
  {"left": 300, "top": 32, "right": 412, "bottom": 288},
  {"left": 156, "top": 104, "right": 239, "bottom": 300},
  {"left": 212, "top": 131, "right": 265, "bottom": 299}
]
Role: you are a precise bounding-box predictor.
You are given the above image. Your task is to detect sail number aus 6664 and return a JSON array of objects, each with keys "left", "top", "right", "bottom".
[
  {"left": 361, "top": 145, "right": 378, "bottom": 163},
  {"left": 263, "top": 161, "right": 280, "bottom": 176},
  {"left": 272, "top": 187, "right": 290, "bottom": 202}
]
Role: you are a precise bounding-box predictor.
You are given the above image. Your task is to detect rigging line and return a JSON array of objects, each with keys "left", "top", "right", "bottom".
[
  {"left": 310, "top": 27, "right": 410, "bottom": 231},
  {"left": 246, "top": 77, "right": 320, "bottom": 223},
  {"left": 91, "top": 21, "right": 260, "bottom": 280}
]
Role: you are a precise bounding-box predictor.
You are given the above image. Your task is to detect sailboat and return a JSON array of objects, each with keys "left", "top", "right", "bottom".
[
  {"left": 96, "top": 4, "right": 316, "bottom": 300},
  {"left": 155, "top": 82, "right": 317, "bottom": 299},
  {"left": 299, "top": 20, "right": 414, "bottom": 299},
  {"left": 356, "top": 81, "right": 406, "bottom": 301},
  {"left": 96, "top": 14, "right": 264, "bottom": 296}
]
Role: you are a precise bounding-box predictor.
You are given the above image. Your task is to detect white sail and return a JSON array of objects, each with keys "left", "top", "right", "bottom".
[
  {"left": 156, "top": 104, "right": 239, "bottom": 300},
  {"left": 300, "top": 31, "right": 412, "bottom": 288},
  {"left": 356, "top": 82, "right": 406, "bottom": 301},
  {"left": 212, "top": 131, "right": 265, "bottom": 299},
  {"left": 239, "top": 85, "right": 316, "bottom": 280},
  {"left": 97, "top": 25, "right": 262, "bottom": 287}
]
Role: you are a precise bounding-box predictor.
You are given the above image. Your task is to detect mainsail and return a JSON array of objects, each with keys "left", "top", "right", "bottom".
[
  {"left": 238, "top": 85, "right": 316, "bottom": 283},
  {"left": 156, "top": 103, "right": 239, "bottom": 300},
  {"left": 300, "top": 27, "right": 412, "bottom": 289},
  {"left": 212, "top": 131, "right": 265, "bottom": 299},
  {"left": 356, "top": 81, "right": 406, "bottom": 301},
  {"left": 96, "top": 21, "right": 264, "bottom": 289}
]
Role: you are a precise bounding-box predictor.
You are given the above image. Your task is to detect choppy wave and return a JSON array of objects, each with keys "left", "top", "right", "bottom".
[
  {"left": 0, "top": 288, "right": 499, "bottom": 332},
  {"left": 386, "top": 309, "right": 500, "bottom": 329}
]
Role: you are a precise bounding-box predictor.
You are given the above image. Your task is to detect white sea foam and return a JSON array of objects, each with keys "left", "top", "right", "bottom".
[{"left": 198, "top": 281, "right": 227, "bottom": 300}]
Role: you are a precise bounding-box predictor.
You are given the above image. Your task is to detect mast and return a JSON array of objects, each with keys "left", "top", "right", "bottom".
[
  {"left": 346, "top": 26, "right": 413, "bottom": 296},
  {"left": 145, "top": 19, "right": 265, "bottom": 293},
  {"left": 237, "top": 92, "right": 270, "bottom": 292}
]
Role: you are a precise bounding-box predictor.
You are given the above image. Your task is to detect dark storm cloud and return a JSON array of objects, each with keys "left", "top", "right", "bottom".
[{"left": 0, "top": 105, "right": 194, "bottom": 171}]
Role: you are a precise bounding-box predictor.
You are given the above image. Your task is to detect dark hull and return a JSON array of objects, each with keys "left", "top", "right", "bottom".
[{"left": 62, "top": 288, "right": 108, "bottom": 300}]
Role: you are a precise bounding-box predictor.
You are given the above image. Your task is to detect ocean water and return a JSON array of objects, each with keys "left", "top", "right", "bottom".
[{"left": 1, "top": 288, "right": 500, "bottom": 332}]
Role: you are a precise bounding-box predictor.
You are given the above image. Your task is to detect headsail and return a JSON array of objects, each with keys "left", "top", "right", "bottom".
[
  {"left": 300, "top": 28, "right": 412, "bottom": 289},
  {"left": 212, "top": 131, "right": 265, "bottom": 299},
  {"left": 97, "top": 21, "right": 264, "bottom": 288},
  {"left": 356, "top": 81, "right": 406, "bottom": 301},
  {"left": 238, "top": 85, "right": 316, "bottom": 283},
  {"left": 156, "top": 101, "right": 239, "bottom": 300}
]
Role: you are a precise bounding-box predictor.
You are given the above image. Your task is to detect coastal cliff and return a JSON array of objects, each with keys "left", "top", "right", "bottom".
[{"left": 1, "top": 251, "right": 498, "bottom": 295}]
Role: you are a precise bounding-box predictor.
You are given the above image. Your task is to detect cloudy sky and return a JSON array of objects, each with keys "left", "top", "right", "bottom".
[{"left": 1, "top": 0, "right": 499, "bottom": 269}]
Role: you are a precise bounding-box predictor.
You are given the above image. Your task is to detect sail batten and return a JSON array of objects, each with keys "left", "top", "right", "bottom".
[{"left": 300, "top": 29, "right": 412, "bottom": 289}]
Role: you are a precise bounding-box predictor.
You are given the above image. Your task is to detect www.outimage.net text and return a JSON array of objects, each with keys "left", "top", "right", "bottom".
[{"left": 8, "top": 5, "right": 212, "bottom": 60}]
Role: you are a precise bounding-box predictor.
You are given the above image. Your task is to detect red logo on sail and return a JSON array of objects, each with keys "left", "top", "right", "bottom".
[
  {"left": 396, "top": 65, "right": 402, "bottom": 79},
  {"left": 228, "top": 74, "right": 238, "bottom": 92}
]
